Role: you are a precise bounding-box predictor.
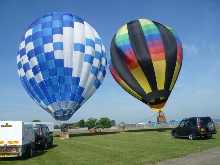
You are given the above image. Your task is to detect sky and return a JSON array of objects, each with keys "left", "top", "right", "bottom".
[{"left": 0, "top": 0, "right": 220, "bottom": 125}]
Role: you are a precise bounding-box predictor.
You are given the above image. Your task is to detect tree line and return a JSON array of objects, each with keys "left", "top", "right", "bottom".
[{"left": 54, "top": 117, "right": 116, "bottom": 129}]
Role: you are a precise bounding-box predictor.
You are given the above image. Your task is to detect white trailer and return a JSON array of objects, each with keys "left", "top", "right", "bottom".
[
  {"left": 0, "top": 121, "right": 35, "bottom": 158},
  {"left": 25, "top": 122, "right": 54, "bottom": 131}
]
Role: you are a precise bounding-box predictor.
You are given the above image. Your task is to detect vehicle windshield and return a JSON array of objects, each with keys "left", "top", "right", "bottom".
[
  {"left": 179, "top": 120, "right": 186, "bottom": 127},
  {"left": 33, "top": 125, "right": 40, "bottom": 135},
  {"left": 199, "top": 117, "right": 212, "bottom": 126}
]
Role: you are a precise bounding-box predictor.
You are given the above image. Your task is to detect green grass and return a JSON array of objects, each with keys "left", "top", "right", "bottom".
[{"left": 1, "top": 125, "right": 220, "bottom": 165}]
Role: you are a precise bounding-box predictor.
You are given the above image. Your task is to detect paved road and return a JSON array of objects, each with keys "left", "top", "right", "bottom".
[{"left": 156, "top": 146, "right": 220, "bottom": 165}]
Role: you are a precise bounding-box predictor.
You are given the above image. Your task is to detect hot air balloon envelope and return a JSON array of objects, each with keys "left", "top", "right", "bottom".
[
  {"left": 109, "top": 19, "right": 183, "bottom": 112},
  {"left": 17, "top": 12, "right": 107, "bottom": 122}
]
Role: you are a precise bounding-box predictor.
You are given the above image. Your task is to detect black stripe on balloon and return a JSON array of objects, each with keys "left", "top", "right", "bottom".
[
  {"left": 110, "top": 35, "right": 146, "bottom": 98},
  {"left": 148, "top": 98, "right": 166, "bottom": 105},
  {"left": 153, "top": 21, "right": 177, "bottom": 90},
  {"left": 144, "top": 90, "right": 170, "bottom": 105},
  {"left": 127, "top": 20, "right": 158, "bottom": 100}
]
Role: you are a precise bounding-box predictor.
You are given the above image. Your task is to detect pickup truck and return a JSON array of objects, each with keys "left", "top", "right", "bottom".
[{"left": 33, "top": 124, "right": 53, "bottom": 150}]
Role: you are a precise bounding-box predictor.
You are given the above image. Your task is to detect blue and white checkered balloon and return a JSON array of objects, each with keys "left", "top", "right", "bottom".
[{"left": 17, "top": 12, "right": 107, "bottom": 122}]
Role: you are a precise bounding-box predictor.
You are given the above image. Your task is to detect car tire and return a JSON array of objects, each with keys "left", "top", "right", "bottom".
[
  {"left": 50, "top": 140, "right": 53, "bottom": 147},
  {"left": 173, "top": 131, "right": 178, "bottom": 138},
  {"left": 188, "top": 132, "right": 196, "bottom": 140},
  {"left": 43, "top": 141, "right": 48, "bottom": 150},
  {"left": 26, "top": 146, "right": 33, "bottom": 158},
  {"left": 205, "top": 134, "right": 212, "bottom": 139},
  {"left": 207, "top": 122, "right": 215, "bottom": 131}
]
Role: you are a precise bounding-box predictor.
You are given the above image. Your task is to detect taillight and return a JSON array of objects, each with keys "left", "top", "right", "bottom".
[
  {"left": 197, "top": 122, "right": 201, "bottom": 127},
  {"left": 12, "top": 148, "right": 16, "bottom": 152},
  {"left": 40, "top": 130, "right": 42, "bottom": 136}
]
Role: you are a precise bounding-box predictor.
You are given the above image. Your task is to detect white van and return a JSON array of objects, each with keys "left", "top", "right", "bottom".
[{"left": 0, "top": 121, "right": 35, "bottom": 158}]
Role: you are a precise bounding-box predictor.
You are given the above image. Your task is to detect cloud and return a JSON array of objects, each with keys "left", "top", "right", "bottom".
[{"left": 183, "top": 43, "right": 198, "bottom": 56}]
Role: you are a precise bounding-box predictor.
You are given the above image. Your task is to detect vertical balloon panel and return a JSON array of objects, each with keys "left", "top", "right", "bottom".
[{"left": 17, "top": 12, "right": 107, "bottom": 122}]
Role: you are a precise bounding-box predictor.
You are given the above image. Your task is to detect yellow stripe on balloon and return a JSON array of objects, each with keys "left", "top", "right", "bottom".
[
  {"left": 153, "top": 60, "right": 166, "bottom": 90},
  {"left": 119, "top": 79, "right": 142, "bottom": 100},
  {"left": 148, "top": 102, "right": 166, "bottom": 112},
  {"left": 131, "top": 66, "right": 152, "bottom": 94},
  {"left": 169, "top": 62, "right": 180, "bottom": 91},
  {"left": 116, "top": 24, "right": 128, "bottom": 36}
]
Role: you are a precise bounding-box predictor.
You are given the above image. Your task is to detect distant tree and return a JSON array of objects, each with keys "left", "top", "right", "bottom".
[
  {"left": 98, "top": 117, "right": 111, "bottom": 128},
  {"left": 78, "top": 119, "right": 85, "bottom": 128},
  {"left": 54, "top": 125, "right": 60, "bottom": 129},
  {"left": 85, "top": 118, "right": 98, "bottom": 129},
  {"left": 32, "top": 120, "right": 41, "bottom": 122},
  {"left": 72, "top": 122, "right": 79, "bottom": 128},
  {"left": 110, "top": 120, "right": 116, "bottom": 127},
  {"left": 66, "top": 123, "right": 72, "bottom": 129}
]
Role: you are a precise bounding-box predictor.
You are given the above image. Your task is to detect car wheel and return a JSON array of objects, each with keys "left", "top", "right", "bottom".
[
  {"left": 205, "top": 134, "right": 212, "bottom": 139},
  {"left": 50, "top": 140, "right": 53, "bottom": 147},
  {"left": 173, "top": 131, "right": 178, "bottom": 138},
  {"left": 207, "top": 122, "right": 215, "bottom": 131},
  {"left": 188, "top": 132, "right": 196, "bottom": 140},
  {"left": 26, "top": 146, "right": 33, "bottom": 158},
  {"left": 43, "top": 141, "right": 48, "bottom": 150}
]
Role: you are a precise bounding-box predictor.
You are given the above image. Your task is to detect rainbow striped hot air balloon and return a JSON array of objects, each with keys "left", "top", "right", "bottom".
[{"left": 109, "top": 19, "right": 183, "bottom": 113}]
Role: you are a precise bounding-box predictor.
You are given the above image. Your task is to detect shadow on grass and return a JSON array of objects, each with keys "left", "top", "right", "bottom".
[
  {"left": 0, "top": 145, "right": 58, "bottom": 161},
  {"left": 34, "top": 144, "right": 58, "bottom": 150},
  {"left": 53, "top": 131, "right": 120, "bottom": 138},
  {"left": 53, "top": 128, "right": 173, "bottom": 138},
  {"left": 125, "top": 127, "right": 172, "bottom": 133},
  {"left": 176, "top": 137, "right": 216, "bottom": 141}
]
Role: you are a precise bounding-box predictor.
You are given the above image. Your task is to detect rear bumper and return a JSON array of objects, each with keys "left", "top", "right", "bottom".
[
  {"left": 0, "top": 146, "right": 22, "bottom": 157},
  {"left": 0, "top": 152, "right": 21, "bottom": 157},
  {"left": 196, "top": 131, "right": 217, "bottom": 136}
]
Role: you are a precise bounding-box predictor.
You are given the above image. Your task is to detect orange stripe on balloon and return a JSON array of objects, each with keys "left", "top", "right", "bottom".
[
  {"left": 110, "top": 64, "right": 142, "bottom": 100},
  {"left": 110, "top": 65, "right": 122, "bottom": 84},
  {"left": 176, "top": 55, "right": 182, "bottom": 65},
  {"left": 127, "top": 60, "right": 139, "bottom": 70},
  {"left": 151, "top": 53, "right": 165, "bottom": 61}
]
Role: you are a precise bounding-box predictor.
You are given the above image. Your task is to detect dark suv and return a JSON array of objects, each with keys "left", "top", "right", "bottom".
[
  {"left": 33, "top": 124, "right": 53, "bottom": 149},
  {"left": 171, "top": 117, "right": 217, "bottom": 140}
]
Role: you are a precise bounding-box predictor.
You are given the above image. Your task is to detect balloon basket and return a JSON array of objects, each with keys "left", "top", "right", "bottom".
[
  {"left": 60, "top": 132, "right": 69, "bottom": 139},
  {"left": 157, "top": 116, "right": 166, "bottom": 124}
]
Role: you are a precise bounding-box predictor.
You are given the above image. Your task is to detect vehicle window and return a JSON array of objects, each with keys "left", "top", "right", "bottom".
[
  {"left": 199, "top": 118, "right": 212, "bottom": 126},
  {"left": 200, "top": 119, "right": 204, "bottom": 126},
  {"left": 191, "top": 120, "right": 197, "bottom": 126},
  {"left": 33, "top": 125, "right": 40, "bottom": 135},
  {"left": 46, "top": 127, "right": 49, "bottom": 134},
  {"left": 42, "top": 127, "right": 47, "bottom": 135},
  {"left": 180, "top": 121, "right": 185, "bottom": 127},
  {"left": 185, "top": 120, "right": 190, "bottom": 127},
  {"left": 199, "top": 117, "right": 212, "bottom": 126}
]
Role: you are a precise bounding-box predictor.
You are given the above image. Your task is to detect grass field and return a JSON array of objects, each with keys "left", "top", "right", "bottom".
[{"left": 1, "top": 125, "right": 220, "bottom": 165}]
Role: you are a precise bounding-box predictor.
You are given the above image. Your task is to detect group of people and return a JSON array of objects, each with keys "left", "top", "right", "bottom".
[{"left": 157, "top": 110, "right": 166, "bottom": 123}]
